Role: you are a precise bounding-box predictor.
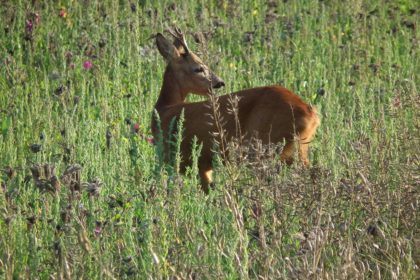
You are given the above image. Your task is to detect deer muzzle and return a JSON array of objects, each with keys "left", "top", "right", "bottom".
[{"left": 211, "top": 72, "right": 225, "bottom": 89}]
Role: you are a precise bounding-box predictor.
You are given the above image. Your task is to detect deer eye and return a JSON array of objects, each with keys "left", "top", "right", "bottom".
[{"left": 194, "top": 67, "right": 204, "bottom": 73}]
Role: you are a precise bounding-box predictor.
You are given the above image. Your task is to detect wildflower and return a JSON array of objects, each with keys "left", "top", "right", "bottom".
[
  {"left": 83, "top": 60, "right": 93, "bottom": 70},
  {"left": 94, "top": 221, "right": 102, "bottom": 237},
  {"left": 59, "top": 8, "right": 67, "bottom": 18},
  {"left": 30, "top": 163, "right": 60, "bottom": 193},
  {"left": 61, "top": 164, "right": 82, "bottom": 193},
  {"left": 84, "top": 178, "right": 103, "bottom": 197},
  {"left": 26, "top": 20, "right": 33, "bottom": 33},
  {"left": 34, "top": 13, "right": 41, "bottom": 24},
  {"left": 146, "top": 137, "right": 155, "bottom": 145}
]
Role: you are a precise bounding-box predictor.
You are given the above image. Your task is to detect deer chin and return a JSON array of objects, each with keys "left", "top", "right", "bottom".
[{"left": 189, "top": 87, "right": 214, "bottom": 96}]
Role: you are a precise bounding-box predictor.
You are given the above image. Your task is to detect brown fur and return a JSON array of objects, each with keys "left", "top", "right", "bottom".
[{"left": 152, "top": 32, "right": 320, "bottom": 192}]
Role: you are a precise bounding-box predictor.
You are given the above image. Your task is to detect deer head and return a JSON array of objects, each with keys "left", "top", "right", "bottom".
[{"left": 156, "top": 28, "right": 225, "bottom": 96}]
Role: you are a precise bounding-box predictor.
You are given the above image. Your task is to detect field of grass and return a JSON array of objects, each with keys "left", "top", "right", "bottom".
[{"left": 0, "top": 0, "right": 419, "bottom": 279}]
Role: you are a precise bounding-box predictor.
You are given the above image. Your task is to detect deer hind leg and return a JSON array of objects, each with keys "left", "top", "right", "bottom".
[
  {"left": 298, "top": 142, "right": 310, "bottom": 166},
  {"left": 280, "top": 142, "right": 296, "bottom": 165},
  {"left": 297, "top": 114, "right": 320, "bottom": 166},
  {"left": 280, "top": 140, "right": 309, "bottom": 166}
]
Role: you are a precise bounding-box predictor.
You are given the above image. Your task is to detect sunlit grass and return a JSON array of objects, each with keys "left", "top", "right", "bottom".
[{"left": 0, "top": 0, "right": 418, "bottom": 278}]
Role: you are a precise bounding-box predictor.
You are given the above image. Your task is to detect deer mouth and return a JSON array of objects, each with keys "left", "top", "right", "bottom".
[{"left": 212, "top": 80, "right": 225, "bottom": 89}]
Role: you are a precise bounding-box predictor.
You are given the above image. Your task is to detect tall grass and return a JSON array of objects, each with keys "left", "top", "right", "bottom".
[{"left": 0, "top": 0, "right": 418, "bottom": 278}]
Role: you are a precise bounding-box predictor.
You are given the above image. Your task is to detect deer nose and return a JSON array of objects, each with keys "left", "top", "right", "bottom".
[
  {"left": 211, "top": 72, "right": 225, "bottom": 89},
  {"left": 213, "top": 80, "right": 225, "bottom": 89}
]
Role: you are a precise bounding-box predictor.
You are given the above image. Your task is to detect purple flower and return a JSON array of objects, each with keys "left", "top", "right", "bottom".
[
  {"left": 94, "top": 225, "right": 102, "bottom": 236},
  {"left": 147, "top": 137, "right": 155, "bottom": 145},
  {"left": 59, "top": 9, "right": 67, "bottom": 18},
  {"left": 33, "top": 13, "right": 41, "bottom": 24},
  {"left": 26, "top": 20, "right": 33, "bottom": 33},
  {"left": 94, "top": 221, "right": 102, "bottom": 237},
  {"left": 133, "top": 123, "right": 140, "bottom": 133},
  {"left": 83, "top": 60, "right": 93, "bottom": 70}
]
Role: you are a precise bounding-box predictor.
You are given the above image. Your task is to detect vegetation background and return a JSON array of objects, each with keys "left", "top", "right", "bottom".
[{"left": 0, "top": 0, "right": 418, "bottom": 279}]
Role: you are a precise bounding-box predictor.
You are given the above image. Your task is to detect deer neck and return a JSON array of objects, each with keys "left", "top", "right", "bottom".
[{"left": 154, "top": 66, "right": 187, "bottom": 114}]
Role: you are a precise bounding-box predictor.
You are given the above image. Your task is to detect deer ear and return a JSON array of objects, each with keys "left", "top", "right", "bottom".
[
  {"left": 156, "top": 33, "right": 179, "bottom": 60},
  {"left": 173, "top": 39, "right": 188, "bottom": 55}
]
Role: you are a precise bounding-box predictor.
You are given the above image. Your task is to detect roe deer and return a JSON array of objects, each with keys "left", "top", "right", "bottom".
[{"left": 151, "top": 28, "right": 320, "bottom": 193}]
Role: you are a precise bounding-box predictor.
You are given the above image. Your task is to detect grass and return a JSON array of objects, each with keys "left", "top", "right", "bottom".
[{"left": 0, "top": 0, "right": 419, "bottom": 279}]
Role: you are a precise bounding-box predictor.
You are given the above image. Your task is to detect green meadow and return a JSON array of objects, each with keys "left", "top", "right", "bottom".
[{"left": 0, "top": 0, "right": 418, "bottom": 278}]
